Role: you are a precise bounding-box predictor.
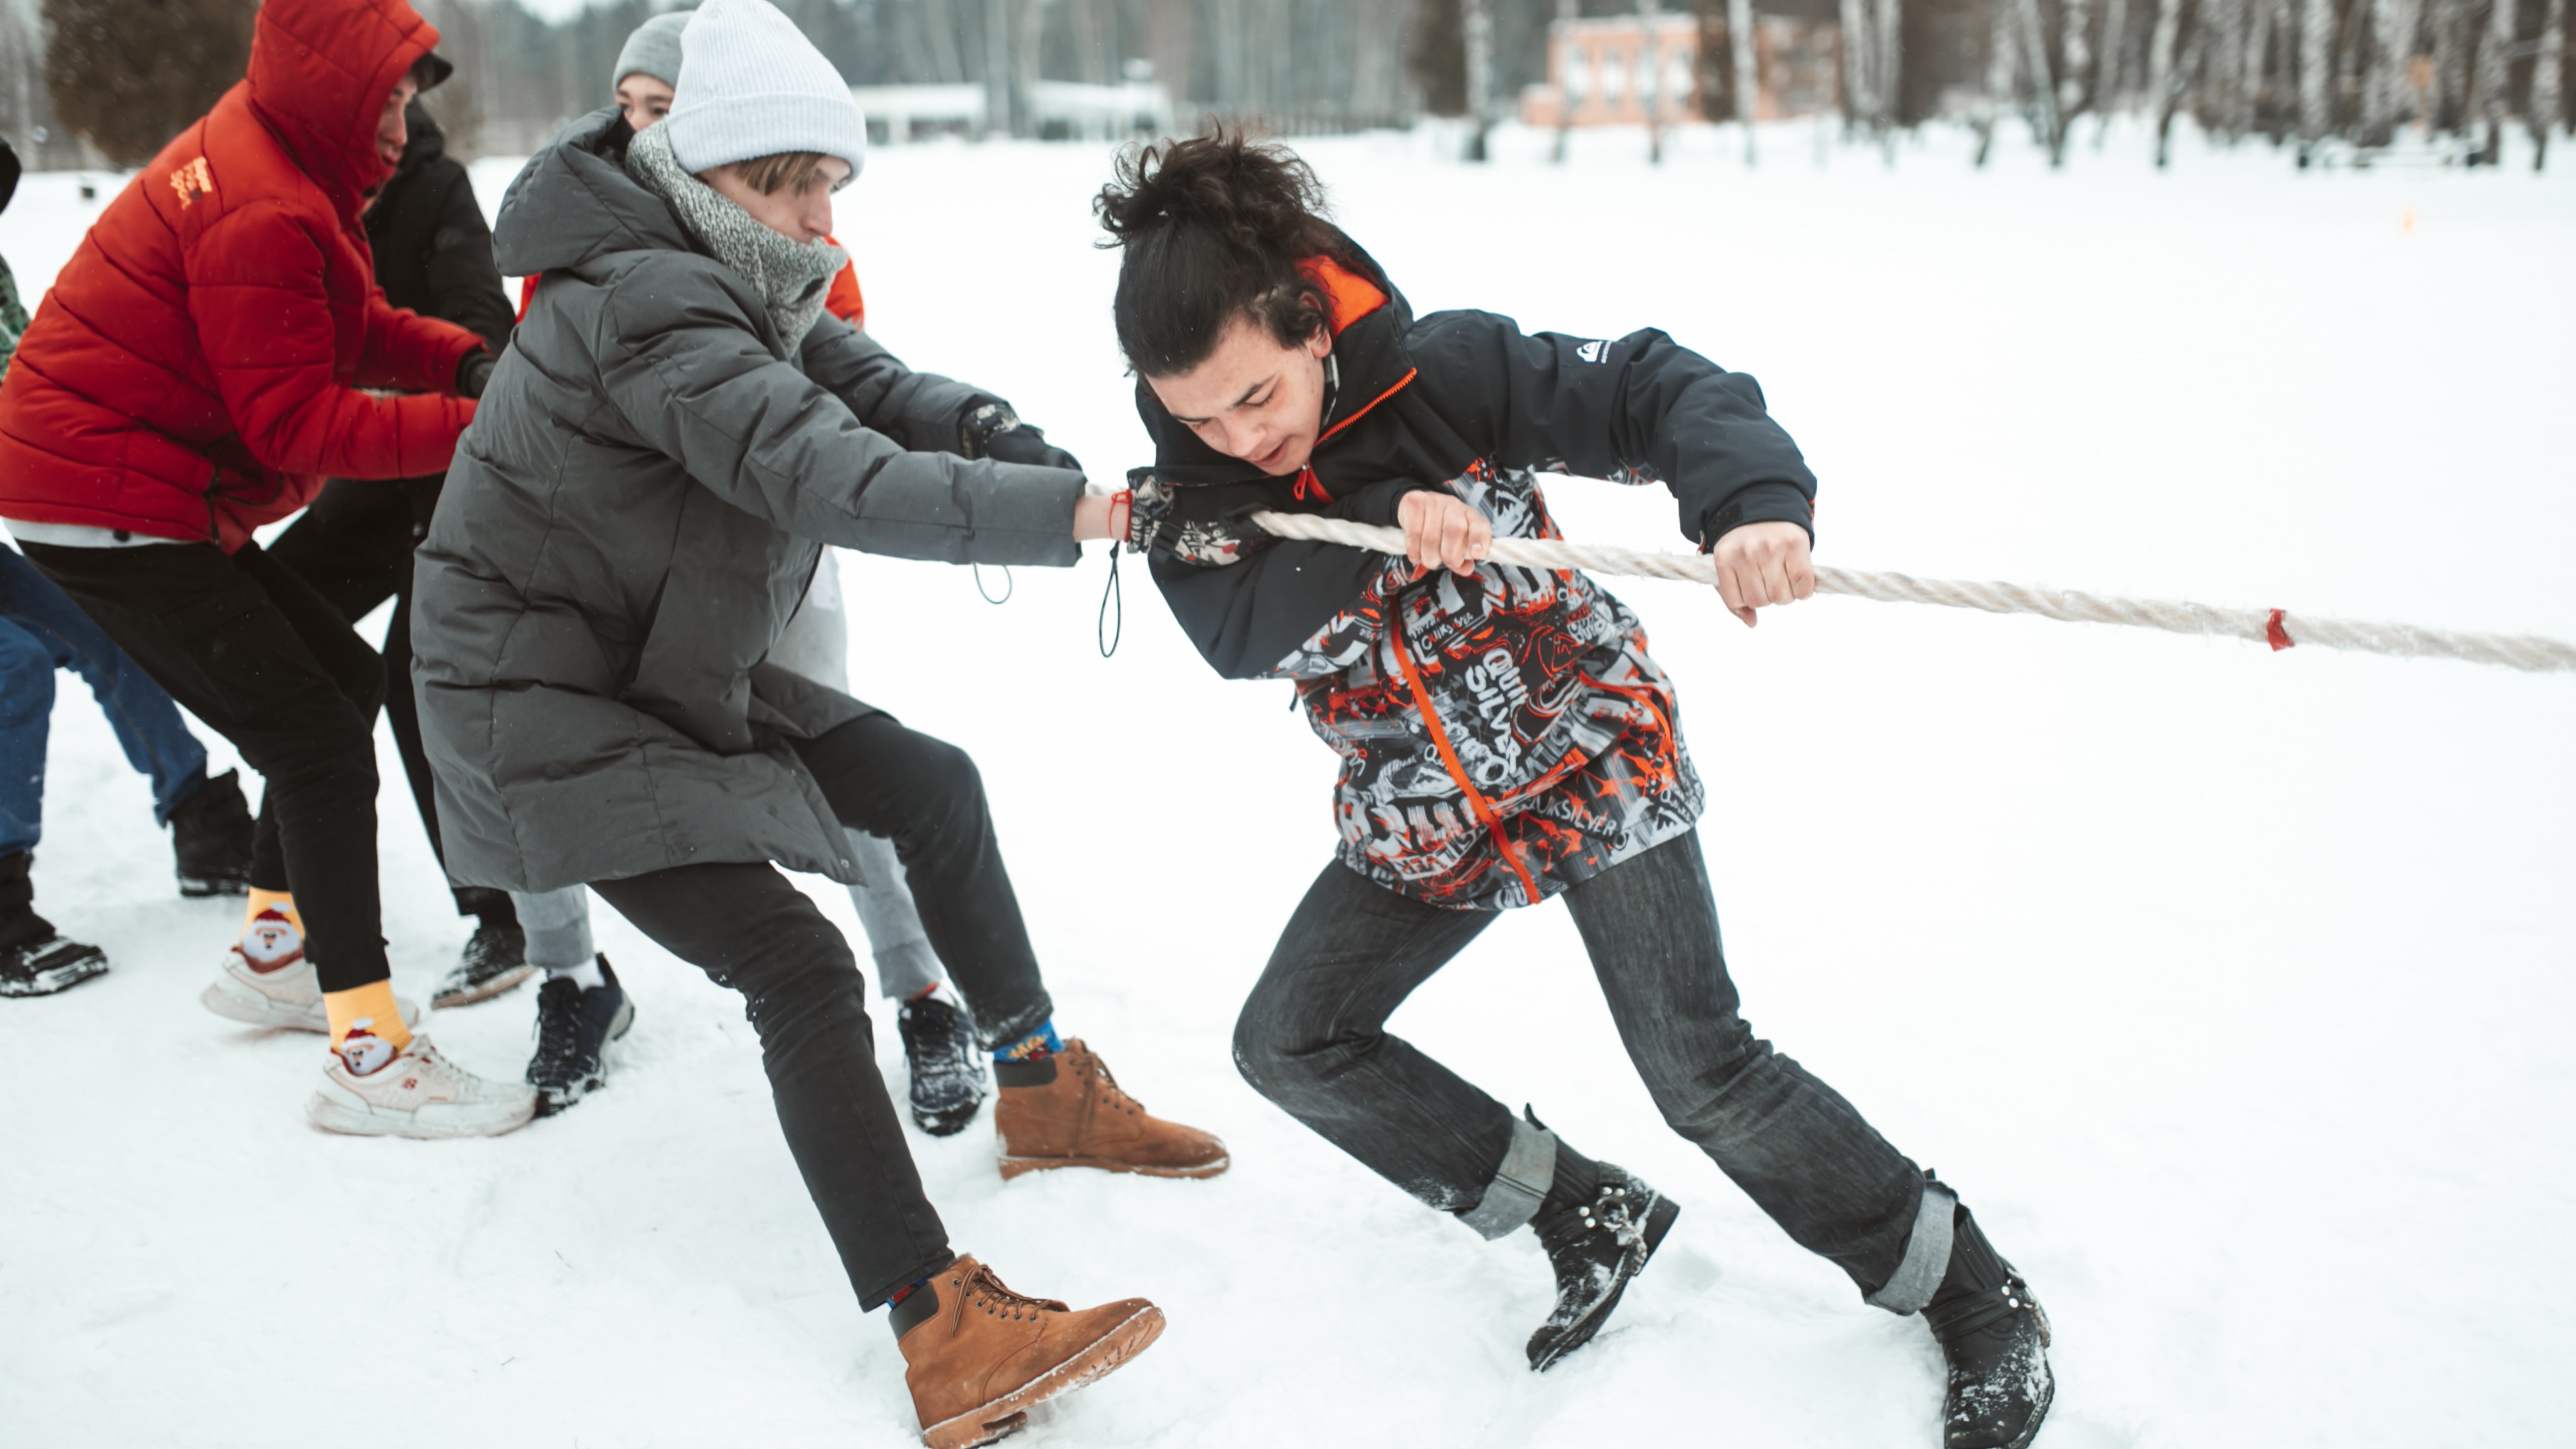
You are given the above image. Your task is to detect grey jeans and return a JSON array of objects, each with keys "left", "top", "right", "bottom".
[{"left": 1232, "top": 830, "right": 1953, "bottom": 1311}]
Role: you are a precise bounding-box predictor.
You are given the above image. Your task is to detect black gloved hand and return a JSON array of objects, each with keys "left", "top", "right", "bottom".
[
  {"left": 454, "top": 348, "right": 495, "bottom": 400},
  {"left": 960, "top": 399, "right": 1082, "bottom": 474},
  {"left": 983, "top": 424, "right": 1082, "bottom": 475}
]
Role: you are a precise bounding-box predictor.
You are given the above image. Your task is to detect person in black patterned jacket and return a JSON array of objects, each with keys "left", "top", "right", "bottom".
[{"left": 1096, "top": 131, "right": 2053, "bottom": 1449}]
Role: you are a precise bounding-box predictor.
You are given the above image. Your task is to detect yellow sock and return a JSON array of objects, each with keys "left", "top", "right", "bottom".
[
  {"left": 239, "top": 889, "right": 305, "bottom": 970},
  {"left": 324, "top": 979, "right": 412, "bottom": 1074}
]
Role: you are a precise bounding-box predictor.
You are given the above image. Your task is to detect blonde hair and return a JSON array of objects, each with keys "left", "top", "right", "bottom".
[{"left": 731, "top": 151, "right": 834, "bottom": 196}]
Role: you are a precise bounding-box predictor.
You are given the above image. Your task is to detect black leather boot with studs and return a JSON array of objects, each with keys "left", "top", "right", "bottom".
[
  {"left": 1525, "top": 1161, "right": 1682, "bottom": 1371},
  {"left": 1921, "top": 1204, "right": 2054, "bottom": 1449}
]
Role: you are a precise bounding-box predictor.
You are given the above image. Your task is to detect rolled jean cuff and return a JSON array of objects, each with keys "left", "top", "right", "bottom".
[
  {"left": 862, "top": 1246, "right": 960, "bottom": 1314},
  {"left": 511, "top": 886, "right": 594, "bottom": 971},
  {"left": 1865, "top": 1175, "right": 1958, "bottom": 1315},
  {"left": 1459, "top": 1112, "right": 1557, "bottom": 1240},
  {"left": 973, "top": 993, "right": 1055, "bottom": 1053}
]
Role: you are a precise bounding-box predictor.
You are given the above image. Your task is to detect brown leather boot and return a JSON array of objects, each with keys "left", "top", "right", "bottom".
[
  {"left": 898, "top": 1254, "right": 1165, "bottom": 1449},
  {"left": 993, "top": 1039, "right": 1228, "bottom": 1181}
]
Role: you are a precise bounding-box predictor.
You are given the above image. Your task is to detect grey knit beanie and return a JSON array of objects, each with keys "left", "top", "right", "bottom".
[
  {"left": 612, "top": 10, "right": 692, "bottom": 92},
  {"left": 662, "top": 0, "right": 867, "bottom": 182}
]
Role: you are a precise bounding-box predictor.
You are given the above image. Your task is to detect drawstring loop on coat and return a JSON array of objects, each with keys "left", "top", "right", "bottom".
[{"left": 1098, "top": 547, "right": 1123, "bottom": 657}]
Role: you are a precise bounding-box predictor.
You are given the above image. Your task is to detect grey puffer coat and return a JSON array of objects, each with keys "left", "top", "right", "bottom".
[{"left": 412, "top": 110, "right": 1083, "bottom": 893}]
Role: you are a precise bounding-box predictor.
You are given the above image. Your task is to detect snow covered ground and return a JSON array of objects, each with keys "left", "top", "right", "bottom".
[{"left": 3, "top": 120, "right": 2571, "bottom": 1448}]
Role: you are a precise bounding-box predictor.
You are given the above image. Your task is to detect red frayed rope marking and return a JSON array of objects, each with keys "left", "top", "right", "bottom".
[{"left": 1245, "top": 511, "right": 2576, "bottom": 676}]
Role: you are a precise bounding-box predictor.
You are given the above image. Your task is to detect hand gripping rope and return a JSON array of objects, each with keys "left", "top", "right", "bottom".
[{"left": 1241, "top": 510, "right": 2576, "bottom": 675}]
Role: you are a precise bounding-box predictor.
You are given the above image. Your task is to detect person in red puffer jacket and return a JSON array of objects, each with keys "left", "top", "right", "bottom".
[{"left": 0, "top": 0, "right": 532, "bottom": 1138}]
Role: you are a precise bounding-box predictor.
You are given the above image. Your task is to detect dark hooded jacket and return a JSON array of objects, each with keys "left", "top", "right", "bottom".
[
  {"left": 369, "top": 102, "right": 513, "bottom": 356},
  {"left": 1135, "top": 240, "right": 1817, "bottom": 910},
  {"left": 0, "top": 0, "right": 484, "bottom": 550},
  {"left": 411, "top": 110, "right": 1083, "bottom": 893}
]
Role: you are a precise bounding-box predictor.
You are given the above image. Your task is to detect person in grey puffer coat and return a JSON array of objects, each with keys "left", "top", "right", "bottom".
[{"left": 409, "top": 1, "right": 1214, "bottom": 1430}]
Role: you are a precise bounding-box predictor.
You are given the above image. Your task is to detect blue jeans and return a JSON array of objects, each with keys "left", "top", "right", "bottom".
[{"left": 0, "top": 546, "right": 208, "bottom": 858}]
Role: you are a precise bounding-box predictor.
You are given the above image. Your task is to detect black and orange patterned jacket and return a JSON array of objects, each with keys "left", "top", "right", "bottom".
[{"left": 1134, "top": 237, "right": 1817, "bottom": 910}]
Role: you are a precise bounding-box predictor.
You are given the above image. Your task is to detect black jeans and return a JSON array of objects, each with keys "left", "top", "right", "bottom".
[
  {"left": 267, "top": 477, "right": 512, "bottom": 925},
  {"left": 589, "top": 711, "right": 1053, "bottom": 1308},
  {"left": 1233, "top": 831, "right": 1933, "bottom": 1300},
  {"left": 23, "top": 540, "right": 390, "bottom": 989}
]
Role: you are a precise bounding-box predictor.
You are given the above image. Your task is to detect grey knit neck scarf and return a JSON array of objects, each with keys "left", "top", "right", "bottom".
[{"left": 626, "top": 124, "right": 845, "bottom": 351}]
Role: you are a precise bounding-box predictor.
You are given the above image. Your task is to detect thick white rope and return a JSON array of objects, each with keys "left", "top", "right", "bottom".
[{"left": 1245, "top": 510, "right": 2576, "bottom": 675}]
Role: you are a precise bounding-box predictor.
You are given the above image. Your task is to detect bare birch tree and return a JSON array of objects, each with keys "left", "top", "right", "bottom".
[
  {"left": 1976, "top": 0, "right": 2022, "bottom": 163},
  {"left": 1462, "top": 0, "right": 1495, "bottom": 158},
  {"left": 1840, "top": 0, "right": 1874, "bottom": 132},
  {"left": 2149, "top": 0, "right": 2187, "bottom": 161},
  {"left": 2063, "top": 0, "right": 2096, "bottom": 134},
  {"left": 1639, "top": 0, "right": 1665, "bottom": 163},
  {"left": 1877, "top": 0, "right": 1905, "bottom": 139},
  {"left": 2428, "top": 0, "right": 2469, "bottom": 127},
  {"left": 1553, "top": 0, "right": 1578, "bottom": 161},
  {"left": 2536, "top": 0, "right": 2567, "bottom": 166},
  {"left": 2299, "top": 0, "right": 2334, "bottom": 147},
  {"left": 2467, "top": 0, "right": 2514, "bottom": 160},
  {"left": 1729, "top": 0, "right": 1759, "bottom": 161},
  {"left": 2014, "top": 0, "right": 2063, "bottom": 157},
  {"left": 2366, "top": 0, "right": 2426, "bottom": 141},
  {"left": 2239, "top": 0, "right": 2272, "bottom": 134},
  {"left": 2103, "top": 0, "right": 2134, "bottom": 102}
]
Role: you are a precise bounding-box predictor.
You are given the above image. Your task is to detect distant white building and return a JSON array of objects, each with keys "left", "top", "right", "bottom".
[{"left": 850, "top": 80, "right": 1174, "bottom": 144}]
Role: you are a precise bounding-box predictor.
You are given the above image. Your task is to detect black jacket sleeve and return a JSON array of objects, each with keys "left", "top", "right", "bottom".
[
  {"left": 1146, "top": 474, "right": 1427, "bottom": 680},
  {"left": 414, "top": 164, "right": 515, "bottom": 355},
  {"left": 1409, "top": 310, "right": 1818, "bottom": 547}
]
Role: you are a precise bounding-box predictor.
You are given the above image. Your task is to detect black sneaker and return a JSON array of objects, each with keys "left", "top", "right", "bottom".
[
  {"left": 168, "top": 769, "right": 254, "bottom": 898},
  {"left": 432, "top": 920, "right": 537, "bottom": 1009},
  {"left": 1921, "top": 1202, "right": 2054, "bottom": 1449},
  {"left": 2, "top": 918, "right": 109, "bottom": 998},
  {"left": 896, "top": 991, "right": 989, "bottom": 1136},
  {"left": 1526, "top": 1161, "right": 1681, "bottom": 1371},
  {"left": 525, "top": 957, "right": 633, "bottom": 1116}
]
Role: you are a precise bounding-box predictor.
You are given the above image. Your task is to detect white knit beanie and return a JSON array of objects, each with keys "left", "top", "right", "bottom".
[
  {"left": 662, "top": 0, "right": 867, "bottom": 182},
  {"left": 611, "top": 10, "right": 692, "bottom": 92}
]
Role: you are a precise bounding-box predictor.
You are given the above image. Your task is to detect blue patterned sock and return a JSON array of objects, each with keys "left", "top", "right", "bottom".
[{"left": 993, "top": 1020, "right": 1062, "bottom": 1063}]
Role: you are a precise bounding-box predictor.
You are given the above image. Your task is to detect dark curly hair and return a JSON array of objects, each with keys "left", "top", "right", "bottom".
[{"left": 1095, "top": 127, "right": 1350, "bottom": 378}]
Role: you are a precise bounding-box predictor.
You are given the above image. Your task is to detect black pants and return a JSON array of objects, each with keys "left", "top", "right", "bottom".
[
  {"left": 589, "top": 711, "right": 1053, "bottom": 1308},
  {"left": 23, "top": 540, "right": 390, "bottom": 989},
  {"left": 267, "top": 478, "right": 511, "bottom": 926},
  {"left": 1233, "top": 831, "right": 1932, "bottom": 1299}
]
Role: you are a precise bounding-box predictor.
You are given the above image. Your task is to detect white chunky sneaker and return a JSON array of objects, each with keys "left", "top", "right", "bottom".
[
  {"left": 199, "top": 945, "right": 420, "bottom": 1033},
  {"left": 305, "top": 1034, "right": 539, "bottom": 1139}
]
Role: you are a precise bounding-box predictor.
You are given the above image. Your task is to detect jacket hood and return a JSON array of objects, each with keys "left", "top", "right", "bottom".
[
  {"left": 247, "top": 0, "right": 443, "bottom": 213},
  {"left": 1138, "top": 234, "right": 1418, "bottom": 487},
  {"left": 492, "top": 108, "right": 696, "bottom": 278}
]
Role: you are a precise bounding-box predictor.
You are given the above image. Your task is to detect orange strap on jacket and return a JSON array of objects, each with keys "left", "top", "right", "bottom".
[{"left": 1383, "top": 624, "right": 1542, "bottom": 903}]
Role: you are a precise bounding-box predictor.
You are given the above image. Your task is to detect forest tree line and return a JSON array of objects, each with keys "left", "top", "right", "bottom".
[{"left": 0, "top": 0, "right": 2565, "bottom": 168}]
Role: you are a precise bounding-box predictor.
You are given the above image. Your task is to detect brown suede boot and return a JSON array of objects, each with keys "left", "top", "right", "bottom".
[
  {"left": 993, "top": 1039, "right": 1229, "bottom": 1181},
  {"left": 898, "top": 1254, "right": 1166, "bottom": 1449}
]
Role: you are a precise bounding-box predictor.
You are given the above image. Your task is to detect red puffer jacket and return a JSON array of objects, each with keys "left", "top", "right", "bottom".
[{"left": 0, "top": 0, "right": 483, "bottom": 551}]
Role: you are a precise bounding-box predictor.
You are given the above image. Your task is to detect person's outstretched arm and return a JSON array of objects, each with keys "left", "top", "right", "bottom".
[
  {"left": 798, "top": 317, "right": 1083, "bottom": 474},
  {"left": 187, "top": 203, "right": 478, "bottom": 480},
  {"left": 1415, "top": 311, "right": 1822, "bottom": 626},
  {"left": 601, "top": 259, "right": 1083, "bottom": 566}
]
